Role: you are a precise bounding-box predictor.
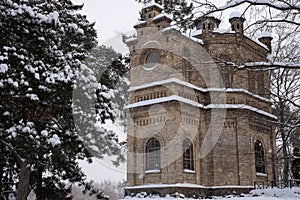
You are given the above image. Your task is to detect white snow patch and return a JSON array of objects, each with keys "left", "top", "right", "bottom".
[
  {"left": 124, "top": 95, "right": 204, "bottom": 109},
  {"left": 134, "top": 20, "right": 146, "bottom": 27},
  {"left": 191, "top": 29, "right": 202, "bottom": 36},
  {"left": 41, "top": 130, "right": 48, "bottom": 137},
  {"left": 153, "top": 13, "right": 172, "bottom": 21},
  {"left": 3, "top": 111, "right": 10, "bottom": 116},
  {"left": 26, "top": 94, "right": 39, "bottom": 101},
  {"left": 125, "top": 37, "right": 138, "bottom": 43},
  {"left": 0, "top": 63, "right": 8, "bottom": 73},
  {"left": 259, "top": 31, "right": 273, "bottom": 38},
  {"left": 183, "top": 169, "right": 195, "bottom": 173},
  {"left": 142, "top": 2, "right": 164, "bottom": 10},
  {"left": 145, "top": 170, "right": 161, "bottom": 174},
  {"left": 48, "top": 134, "right": 61, "bottom": 146},
  {"left": 256, "top": 172, "right": 267, "bottom": 177}
]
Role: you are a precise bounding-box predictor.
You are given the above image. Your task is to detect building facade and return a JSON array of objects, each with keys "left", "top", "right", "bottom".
[{"left": 124, "top": 2, "right": 277, "bottom": 197}]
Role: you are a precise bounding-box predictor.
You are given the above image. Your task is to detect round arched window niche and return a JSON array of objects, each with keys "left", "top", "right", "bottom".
[{"left": 144, "top": 50, "right": 160, "bottom": 70}]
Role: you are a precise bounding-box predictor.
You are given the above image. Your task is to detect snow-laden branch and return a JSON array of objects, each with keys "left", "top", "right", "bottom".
[
  {"left": 239, "top": 61, "right": 300, "bottom": 69},
  {"left": 254, "top": 18, "right": 300, "bottom": 26},
  {"left": 217, "top": 0, "right": 300, "bottom": 12}
]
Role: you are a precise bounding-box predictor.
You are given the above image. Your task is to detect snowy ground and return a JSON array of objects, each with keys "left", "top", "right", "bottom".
[{"left": 123, "top": 187, "right": 300, "bottom": 200}]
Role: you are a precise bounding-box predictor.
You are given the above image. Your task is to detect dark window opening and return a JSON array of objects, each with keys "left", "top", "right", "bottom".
[
  {"left": 255, "top": 140, "right": 266, "bottom": 174},
  {"left": 183, "top": 139, "right": 194, "bottom": 171}
]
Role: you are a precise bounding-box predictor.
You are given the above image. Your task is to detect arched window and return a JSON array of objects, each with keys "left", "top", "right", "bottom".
[
  {"left": 255, "top": 140, "right": 266, "bottom": 174},
  {"left": 146, "top": 138, "right": 160, "bottom": 171},
  {"left": 144, "top": 50, "right": 160, "bottom": 69},
  {"left": 183, "top": 139, "right": 194, "bottom": 171}
]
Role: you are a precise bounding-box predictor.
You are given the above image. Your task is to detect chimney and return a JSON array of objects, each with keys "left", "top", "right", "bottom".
[
  {"left": 258, "top": 32, "right": 273, "bottom": 53},
  {"left": 229, "top": 11, "right": 245, "bottom": 35}
]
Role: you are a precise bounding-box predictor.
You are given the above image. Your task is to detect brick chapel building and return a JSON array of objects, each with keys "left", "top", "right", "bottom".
[{"left": 124, "top": 2, "right": 277, "bottom": 197}]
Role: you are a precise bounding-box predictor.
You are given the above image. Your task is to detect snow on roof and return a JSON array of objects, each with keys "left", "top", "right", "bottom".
[
  {"left": 245, "top": 35, "right": 269, "bottom": 50},
  {"left": 191, "top": 29, "right": 203, "bottom": 36},
  {"left": 162, "top": 25, "right": 177, "bottom": 32},
  {"left": 258, "top": 31, "right": 273, "bottom": 39},
  {"left": 125, "top": 97, "right": 276, "bottom": 119},
  {"left": 124, "top": 95, "right": 205, "bottom": 109},
  {"left": 213, "top": 28, "right": 235, "bottom": 34},
  {"left": 142, "top": 2, "right": 164, "bottom": 10},
  {"left": 206, "top": 104, "right": 277, "bottom": 119},
  {"left": 229, "top": 11, "right": 244, "bottom": 19},
  {"left": 125, "top": 37, "right": 137, "bottom": 43},
  {"left": 153, "top": 13, "right": 173, "bottom": 21},
  {"left": 128, "top": 78, "right": 271, "bottom": 102},
  {"left": 134, "top": 20, "right": 146, "bottom": 27}
]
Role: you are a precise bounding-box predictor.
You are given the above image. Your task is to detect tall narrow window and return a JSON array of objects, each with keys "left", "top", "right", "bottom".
[
  {"left": 255, "top": 140, "right": 266, "bottom": 174},
  {"left": 146, "top": 138, "right": 160, "bottom": 171},
  {"left": 183, "top": 139, "right": 194, "bottom": 171}
]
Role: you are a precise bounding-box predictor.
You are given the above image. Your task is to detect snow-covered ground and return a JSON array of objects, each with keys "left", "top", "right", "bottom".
[{"left": 123, "top": 187, "right": 300, "bottom": 200}]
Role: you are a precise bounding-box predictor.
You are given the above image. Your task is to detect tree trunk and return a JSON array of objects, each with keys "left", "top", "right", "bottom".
[
  {"left": 282, "top": 139, "right": 290, "bottom": 186},
  {"left": 35, "top": 166, "right": 44, "bottom": 200},
  {"left": 16, "top": 160, "right": 31, "bottom": 200}
]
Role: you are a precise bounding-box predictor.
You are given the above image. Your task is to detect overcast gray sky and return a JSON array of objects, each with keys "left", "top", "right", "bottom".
[{"left": 73, "top": 0, "right": 142, "bottom": 44}]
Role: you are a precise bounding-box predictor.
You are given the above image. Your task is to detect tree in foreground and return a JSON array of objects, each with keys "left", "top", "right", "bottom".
[{"left": 0, "top": 0, "right": 125, "bottom": 199}]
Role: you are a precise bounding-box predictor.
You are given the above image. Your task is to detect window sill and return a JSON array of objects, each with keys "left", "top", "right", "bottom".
[
  {"left": 145, "top": 170, "right": 161, "bottom": 174},
  {"left": 256, "top": 173, "right": 267, "bottom": 177},
  {"left": 183, "top": 169, "right": 195, "bottom": 173}
]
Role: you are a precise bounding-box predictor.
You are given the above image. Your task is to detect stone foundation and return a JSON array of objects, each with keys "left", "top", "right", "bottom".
[{"left": 125, "top": 184, "right": 254, "bottom": 198}]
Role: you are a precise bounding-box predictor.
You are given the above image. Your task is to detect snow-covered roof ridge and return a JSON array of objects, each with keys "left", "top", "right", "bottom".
[
  {"left": 206, "top": 104, "right": 277, "bottom": 119},
  {"left": 142, "top": 2, "right": 164, "bottom": 10},
  {"left": 125, "top": 96, "right": 276, "bottom": 119},
  {"left": 124, "top": 95, "right": 205, "bottom": 109},
  {"left": 134, "top": 20, "right": 146, "bottom": 27},
  {"left": 153, "top": 13, "right": 173, "bottom": 21},
  {"left": 244, "top": 35, "right": 269, "bottom": 50},
  {"left": 128, "top": 78, "right": 271, "bottom": 102}
]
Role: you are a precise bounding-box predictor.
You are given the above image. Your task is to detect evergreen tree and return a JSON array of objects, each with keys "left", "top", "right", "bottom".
[
  {"left": 0, "top": 0, "right": 125, "bottom": 199},
  {"left": 83, "top": 45, "right": 130, "bottom": 127}
]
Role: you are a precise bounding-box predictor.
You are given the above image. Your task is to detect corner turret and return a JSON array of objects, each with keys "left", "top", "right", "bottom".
[{"left": 258, "top": 32, "right": 273, "bottom": 53}]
